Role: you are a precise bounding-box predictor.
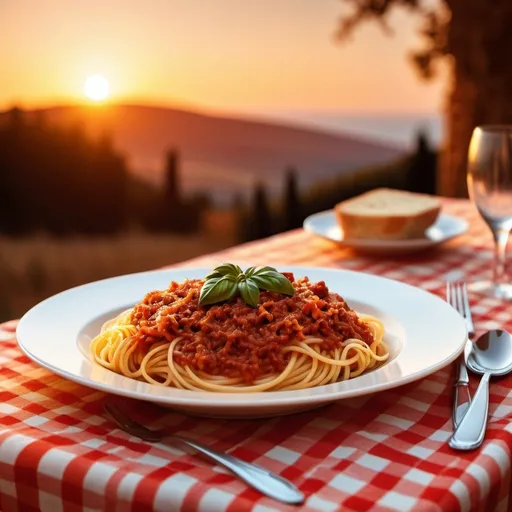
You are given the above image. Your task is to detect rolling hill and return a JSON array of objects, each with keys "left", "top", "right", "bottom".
[{"left": 1, "top": 104, "right": 404, "bottom": 206}]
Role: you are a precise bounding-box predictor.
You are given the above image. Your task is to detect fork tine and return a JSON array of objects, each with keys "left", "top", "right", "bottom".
[
  {"left": 461, "top": 282, "right": 475, "bottom": 336},
  {"left": 105, "top": 402, "right": 161, "bottom": 441},
  {"left": 455, "top": 281, "right": 464, "bottom": 317},
  {"left": 105, "top": 402, "right": 132, "bottom": 430},
  {"left": 105, "top": 403, "right": 144, "bottom": 432},
  {"left": 446, "top": 282, "right": 457, "bottom": 306},
  {"left": 447, "top": 280, "right": 475, "bottom": 338}
]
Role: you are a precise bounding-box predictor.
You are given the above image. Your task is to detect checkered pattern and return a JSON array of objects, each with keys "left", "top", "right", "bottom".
[{"left": 1, "top": 197, "right": 512, "bottom": 512}]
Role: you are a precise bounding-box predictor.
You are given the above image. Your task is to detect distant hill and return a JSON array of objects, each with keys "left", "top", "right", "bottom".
[{"left": 0, "top": 104, "right": 403, "bottom": 206}]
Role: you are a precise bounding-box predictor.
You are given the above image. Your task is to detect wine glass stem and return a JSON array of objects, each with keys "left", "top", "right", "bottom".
[{"left": 492, "top": 227, "right": 510, "bottom": 288}]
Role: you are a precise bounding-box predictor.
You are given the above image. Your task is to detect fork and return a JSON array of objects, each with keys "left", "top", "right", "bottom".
[
  {"left": 446, "top": 281, "right": 475, "bottom": 429},
  {"left": 104, "top": 402, "right": 305, "bottom": 505}
]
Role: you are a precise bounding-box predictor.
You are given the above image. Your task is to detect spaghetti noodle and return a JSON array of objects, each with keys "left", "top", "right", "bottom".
[{"left": 90, "top": 272, "right": 389, "bottom": 392}]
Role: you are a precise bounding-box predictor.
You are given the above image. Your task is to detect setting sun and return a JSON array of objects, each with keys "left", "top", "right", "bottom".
[{"left": 83, "top": 75, "right": 110, "bottom": 101}]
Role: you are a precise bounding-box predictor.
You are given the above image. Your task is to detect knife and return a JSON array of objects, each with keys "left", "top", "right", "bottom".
[
  {"left": 446, "top": 280, "right": 475, "bottom": 430},
  {"left": 453, "top": 346, "right": 472, "bottom": 429}
]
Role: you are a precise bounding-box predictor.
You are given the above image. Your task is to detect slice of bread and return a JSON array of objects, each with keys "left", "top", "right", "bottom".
[{"left": 334, "top": 188, "right": 441, "bottom": 240}]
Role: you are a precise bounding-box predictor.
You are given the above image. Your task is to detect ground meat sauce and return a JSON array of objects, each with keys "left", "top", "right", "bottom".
[{"left": 130, "top": 273, "right": 374, "bottom": 383}]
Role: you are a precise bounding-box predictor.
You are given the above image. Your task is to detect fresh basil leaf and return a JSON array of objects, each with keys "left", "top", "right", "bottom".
[
  {"left": 212, "top": 263, "right": 242, "bottom": 277},
  {"left": 238, "top": 278, "right": 261, "bottom": 307},
  {"left": 244, "top": 266, "right": 257, "bottom": 279},
  {"left": 251, "top": 271, "right": 295, "bottom": 296},
  {"left": 252, "top": 266, "right": 279, "bottom": 276},
  {"left": 201, "top": 264, "right": 294, "bottom": 307},
  {"left": 204, "top": 270, "right": 224, "bottom": 280},
  {"left": 199, "top": 275, "right": 238, "bottom": 305}
]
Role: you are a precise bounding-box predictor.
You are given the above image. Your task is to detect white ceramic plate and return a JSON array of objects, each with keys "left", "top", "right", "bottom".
[
  {"left": 303, "top": 210, "right": 468, "bottom": 255},
  {"left": 17, "top": 267, "right": 467, "bottom": 418}
]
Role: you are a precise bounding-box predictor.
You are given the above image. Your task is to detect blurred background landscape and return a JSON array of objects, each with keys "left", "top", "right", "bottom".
[{"left": 1, "top": 0, "right": 511, "bottom": 320}]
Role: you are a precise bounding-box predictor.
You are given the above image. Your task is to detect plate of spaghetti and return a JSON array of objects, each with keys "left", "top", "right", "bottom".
[{"left": 17, "top": 265, "right": 467, "bottom": 418}]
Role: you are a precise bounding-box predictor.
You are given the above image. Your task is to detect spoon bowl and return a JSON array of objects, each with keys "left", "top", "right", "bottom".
[
  {"left": 465, "top": 329, "right": 512, "bottom": 376},
  {"left": 450, "top": 329, "right": 512, "bottom": 451}
]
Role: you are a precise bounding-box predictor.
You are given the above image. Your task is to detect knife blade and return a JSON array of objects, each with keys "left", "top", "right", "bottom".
[{"left": 453, "top": 345, "right": 472, "bottom": 429}]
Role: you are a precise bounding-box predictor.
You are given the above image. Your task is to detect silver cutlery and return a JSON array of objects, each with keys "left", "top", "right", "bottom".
[
  {"left": 104, "top": 402, "right": 305, "bottom": 505},
  {"left": 449, "top": 329, "right": 512, "bottom": 450},
  {"left": 446, "top": 280, "right": 474, "bottom": 428}
]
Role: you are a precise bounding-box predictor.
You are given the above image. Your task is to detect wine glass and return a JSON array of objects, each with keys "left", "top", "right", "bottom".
[{"left": 467, "top": 125, "right": 512, "bottom": 299}]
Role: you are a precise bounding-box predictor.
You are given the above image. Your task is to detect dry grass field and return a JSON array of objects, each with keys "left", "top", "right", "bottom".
[{"left": 0, "top": 230, "right": 235, "bottom": 322}]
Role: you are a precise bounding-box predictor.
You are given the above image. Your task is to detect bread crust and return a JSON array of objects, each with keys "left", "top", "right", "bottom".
[{"left": 334, "top": 189, "right": 441, "bottom": 240}]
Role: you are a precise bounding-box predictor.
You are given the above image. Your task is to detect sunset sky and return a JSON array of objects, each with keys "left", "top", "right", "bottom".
[{"left": 0, "top": 0, "right": 444, "bottom": 115}]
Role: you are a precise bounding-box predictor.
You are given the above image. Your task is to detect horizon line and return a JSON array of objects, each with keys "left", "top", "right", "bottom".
[{"left": 0, "top": 98, "right": 440, "bottom": 118}]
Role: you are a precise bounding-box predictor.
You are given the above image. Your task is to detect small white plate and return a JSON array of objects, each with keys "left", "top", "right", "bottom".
[
  {"left": 17, "top": 267, "right": 467, "bottom": 418},
  {"left": 303, "top": 210, "right": 468, "bottom": 255}
]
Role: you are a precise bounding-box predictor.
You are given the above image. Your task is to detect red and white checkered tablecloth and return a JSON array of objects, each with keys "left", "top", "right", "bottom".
[{"left": 1, "top": 198, "right": 512, "bottom": 512}]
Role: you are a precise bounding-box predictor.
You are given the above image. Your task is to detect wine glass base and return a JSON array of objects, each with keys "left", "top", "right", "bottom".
[{"left": 467, "top": 280, "right": 512, "bottom": 300}]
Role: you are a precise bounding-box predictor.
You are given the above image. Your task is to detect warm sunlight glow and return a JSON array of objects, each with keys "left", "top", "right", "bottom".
[{"left": 83, "top": 75, "right": 110, "bottom": 101}]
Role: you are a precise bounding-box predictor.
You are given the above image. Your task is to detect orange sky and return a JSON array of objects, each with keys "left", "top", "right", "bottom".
[{"left": 0, "top": 0, "right": 445, "bottom": 114}]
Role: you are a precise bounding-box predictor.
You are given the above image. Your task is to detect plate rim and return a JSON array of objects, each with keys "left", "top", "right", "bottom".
[{"left": 16, "top": 266, "right": 468, "bottom": 408}]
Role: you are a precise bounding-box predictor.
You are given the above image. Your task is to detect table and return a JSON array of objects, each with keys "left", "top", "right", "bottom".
[{"left": 1, "top": 197, "right": 512, "bottom": 512}]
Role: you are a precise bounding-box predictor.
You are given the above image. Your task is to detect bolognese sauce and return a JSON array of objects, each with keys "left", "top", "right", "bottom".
[{"left": 130, "top": 273, "right": 374, "bottom": 384}]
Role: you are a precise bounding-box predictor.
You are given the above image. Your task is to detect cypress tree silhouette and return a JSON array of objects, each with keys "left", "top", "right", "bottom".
[
  {"left": 251, "top": 182, "right": 272, "bottom": 240},
  {"left": 160, "top": 148, "right": 206, "bottom": 234},
  {"left": 164, "top": 149, "right": 180, "bottom": 204},
  {"left": 4, "top": 107, "right": 31, "bottom": 233},
  {"left": 283, "top": 166, "right": 301, "bottom": 231},
  {"left": 162, "top": 149, "right": 183, "bottom": 232},
  {"left": 407, "top": 130, "right": 437, "bottom": 194},
  {"left": 231, "top": 192, "right": 248, "bottom": 243}
]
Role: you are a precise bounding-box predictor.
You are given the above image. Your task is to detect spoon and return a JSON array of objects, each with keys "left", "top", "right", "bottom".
[{"left": 449, "top": 329, "right": 512, "bottom": 451}]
